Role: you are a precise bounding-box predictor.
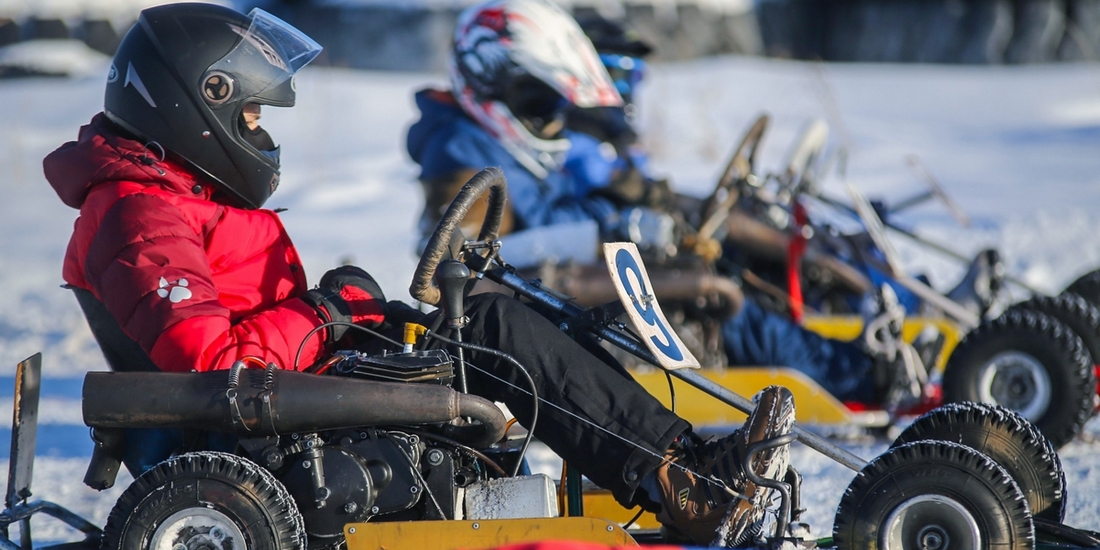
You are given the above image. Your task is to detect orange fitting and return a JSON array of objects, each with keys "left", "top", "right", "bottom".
[
  {"left": 239, "top": 356, "right": 268, "bottom": 369},
  {"left": 402, "top": 323, "right": 429, "bottom": 353}
]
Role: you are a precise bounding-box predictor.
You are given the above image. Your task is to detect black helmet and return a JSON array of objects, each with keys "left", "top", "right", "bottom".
[
  {"left": 104, "top": 3, "right": 321, "bottom": 209},
  {"left": 575, "top": 15, "right": 653, "bottom": 58},
  {"left": 575, "top": 15, "right": 652, "bottom": 105}
]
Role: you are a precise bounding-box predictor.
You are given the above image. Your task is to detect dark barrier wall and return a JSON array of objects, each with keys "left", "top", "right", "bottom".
[
  {"left": 266, "top": 1, "right": 764, "bottom": 71},
  {"left": 758, "top": 0, "right": 1100, "bottom": 63},
  {"left": 2, "top": 0, "right": 1098, "bottom": 70},
  {"left": 266, "top": 0, "right": 1100, "bottom": 68}
]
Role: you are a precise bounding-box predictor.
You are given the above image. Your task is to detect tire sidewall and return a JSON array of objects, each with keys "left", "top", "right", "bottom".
[
  {"left": 943, "top": 311, "right": 1090, "bottom": 448},
  {"left": 115, "top": 471, "right": 277, "bottom": 550},
  {"left": 102, "top": 452, "right": 304, "bottom": 550},
  {"left": 834, "top": 442, "right": 1033, "bottom": 550}
]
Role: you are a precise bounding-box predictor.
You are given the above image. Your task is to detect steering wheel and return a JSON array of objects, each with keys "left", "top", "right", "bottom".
[
  {"left": 778, "top": 119, "right": 829, "bottom": 197},
  {"left": 410, "top": 167, "right": 508, "bottom": 306},
  {"left": 697, "top": 114, "right": 770, "bottom": 241}
]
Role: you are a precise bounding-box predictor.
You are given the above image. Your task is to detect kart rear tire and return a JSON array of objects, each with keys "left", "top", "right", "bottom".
[
  {"left": 1064, "top": 268, "right": 1100, "bottom": 308},
  {"left": 833, "top": 440, "right": 1034, "bottom": 550},
  {"left": 942, "top": 308, "right": 1093, "bottom": 449},
  {"left": 101, "top": 451, "right": 306, "bottom": 550},
  {"left": 1009, "top": 292, "right": 1100, "bottom": 373},
  {"left": 890, "top": 402, "right": 1066, "bottom": 522}
]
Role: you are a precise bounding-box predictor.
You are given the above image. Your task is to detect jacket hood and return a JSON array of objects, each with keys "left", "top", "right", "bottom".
[
  {"left": 406, "top": 88, "right": 467, "bottom": 167},
  {"left": 44, "top": 113, "right": 204, "bottom": 209}
]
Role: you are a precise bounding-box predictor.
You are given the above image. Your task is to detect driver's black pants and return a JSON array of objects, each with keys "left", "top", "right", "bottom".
[{"left": 426, "top": 293, "right": 690, "bottom": 507}]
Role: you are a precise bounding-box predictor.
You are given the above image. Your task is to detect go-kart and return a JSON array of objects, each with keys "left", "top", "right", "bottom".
[
  {"left": 696, "top": 114, "right": 1100, "bottom": 450},
  {"left": 4, "top": 167, "right": 1100, "bottom": 550},
  {"left": 498, "top": 112, "right": 1098, "bottom": 450}
]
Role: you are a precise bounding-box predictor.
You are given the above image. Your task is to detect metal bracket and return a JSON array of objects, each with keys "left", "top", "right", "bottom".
[
  {"left": 557, "top": 301, "right": 626, "bottom": 335},
  {"left": 743, "top": 432, "right": 799, "bottom": 543}
]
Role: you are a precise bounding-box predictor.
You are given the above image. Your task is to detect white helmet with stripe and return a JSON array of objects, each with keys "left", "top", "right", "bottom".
[{"left": 449, "top": 0, "right": 622, "bottom": 177}]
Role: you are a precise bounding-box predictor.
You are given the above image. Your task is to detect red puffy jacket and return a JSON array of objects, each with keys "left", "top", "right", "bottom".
[{"left": 44, "top": 114, "right": 383, "bottom": 373}]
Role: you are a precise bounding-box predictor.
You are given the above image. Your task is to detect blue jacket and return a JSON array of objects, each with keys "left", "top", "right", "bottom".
[{"left": 406, "top": 89, "right": 623, "bottom": 233}]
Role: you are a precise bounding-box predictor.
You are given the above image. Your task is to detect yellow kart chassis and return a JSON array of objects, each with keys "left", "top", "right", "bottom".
[
  {"left": 343, "top": 517, "right": 638, "bottom": 549},
  {"left": 630, "top": 316, "right": 963, "bottom": 429}
]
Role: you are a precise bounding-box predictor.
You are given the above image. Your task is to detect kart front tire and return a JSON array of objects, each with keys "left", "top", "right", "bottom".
[
  {"left": 1064, "top": 268, "right": 1100, "bottom": 308},
  {"left": 890, "top": 401, "right": 1066, "bottom": 522},
  {"left": 942, "top": 309, "right": 1093, "bottom": 449},
  {"left": 833, "top": 440, "right": 1034, "bottom": 550},
  {"left": 101, "top": 451, "right": 306, "bottom": 550},
  {"left": 1009, "top": 292, "right": 1100, "bottom": 374}
]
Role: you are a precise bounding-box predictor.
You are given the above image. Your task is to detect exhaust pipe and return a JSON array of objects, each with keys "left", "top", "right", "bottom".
[{"left": 83, "top": 369, "right": 507, "bottom": 447}]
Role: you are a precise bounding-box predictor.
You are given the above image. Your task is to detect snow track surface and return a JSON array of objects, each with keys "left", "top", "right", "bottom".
[{"left": 2, "top": 53, "right": 1100, "bottom": 543}]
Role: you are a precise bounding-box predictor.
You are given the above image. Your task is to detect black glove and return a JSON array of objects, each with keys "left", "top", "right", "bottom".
[
  {"left": 592, "top": 169, "right": 674, "bottom": 212},
  {"left": 384, "top": 300, "right": 427, "bottom": 328},
  {"left": 643, "top": 178, "right": 674, "bottom": 210},
  {"left": 592, "top": 166, "right": 647, "bottom": 206},
  {"left": 301, "top": 265, "right": 386, "bottom": 343}
]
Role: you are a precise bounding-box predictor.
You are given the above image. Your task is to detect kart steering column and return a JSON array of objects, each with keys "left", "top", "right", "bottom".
[{"left": 437, "top": 259, "right": 472, "bottom": 393}]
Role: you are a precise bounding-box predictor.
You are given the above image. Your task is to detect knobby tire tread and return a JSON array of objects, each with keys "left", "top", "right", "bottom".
[
  {"left": 833, "top": 440, "right": 1034, "bottom": 550},
  {"left": 943, "top": 309, "right": 1092, "bottom": 449},
  {"left": 891, "top": 401, "right": 1066, "bottom": 522},
  {"left": 100, "top": 451, "right": 306, "bottom": 550}
]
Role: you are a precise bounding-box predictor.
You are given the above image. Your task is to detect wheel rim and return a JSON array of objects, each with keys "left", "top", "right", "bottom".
[
  {"left": 977, "top": 351, "right": 1052, "bottom": 421},
  {"left": 150, "top": 507, "right": 248, "bottom": 550},
  {"left": 882, "top": 494, "right": 981, "bottom": 550}
]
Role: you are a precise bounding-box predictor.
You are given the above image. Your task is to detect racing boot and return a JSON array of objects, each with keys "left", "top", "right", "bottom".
[{"left": 655, "top": 385, "right": 796, "bottom": 547}]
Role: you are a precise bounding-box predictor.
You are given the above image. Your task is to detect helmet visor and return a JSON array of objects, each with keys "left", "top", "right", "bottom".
[
  {"left": 503, "top": 75, "right": 568, "bottom": 127},
  {"left": 206, "top": 8, "right": 322, "bottom": 103}
]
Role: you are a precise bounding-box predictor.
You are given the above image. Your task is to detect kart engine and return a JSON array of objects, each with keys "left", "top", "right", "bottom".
[
  {"left": 252, "top": 349, "right": 509, "bottom": 542},
  {"left": 82, "top": 349, "right": 513, "bottom": 545},
  {"left": 246, "top": 425, "right": 486, "bottom": 543}
]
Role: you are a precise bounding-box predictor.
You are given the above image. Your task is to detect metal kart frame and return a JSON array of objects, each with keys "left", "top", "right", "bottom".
[
  {"left": 410, "top": 166, "right": 1100, "bottom": 550},
  {"left": 408, "top": 167, "right": 869, "bottom": 516},
  {"left": 1, "top": 354, "right": 103, "bottom": 550}
]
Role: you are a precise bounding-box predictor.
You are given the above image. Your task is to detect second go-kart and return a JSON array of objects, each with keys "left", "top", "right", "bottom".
[
  {"left": 3, "top": 168, "right": 1100, "bottom": 550},
  {"left": 511, "top": 112, "right": 1099, "bottom": 450}
]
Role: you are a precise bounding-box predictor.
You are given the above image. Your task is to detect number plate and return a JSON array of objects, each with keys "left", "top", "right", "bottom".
[{"left": 604, "top": 243, "right": 700, "bottom": 370}]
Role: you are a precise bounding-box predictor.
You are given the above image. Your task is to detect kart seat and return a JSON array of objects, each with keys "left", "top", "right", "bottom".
[
  {"left": 69, "top": 286, "right": 240, "bottom": 480},
  {"left": 70, "top": 286, "right": 159, "bottom": 373}
]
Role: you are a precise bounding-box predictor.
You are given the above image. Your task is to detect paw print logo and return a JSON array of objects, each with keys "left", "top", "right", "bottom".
[{"left": 156, "top": 277, "right": 193, "bottom": 304}]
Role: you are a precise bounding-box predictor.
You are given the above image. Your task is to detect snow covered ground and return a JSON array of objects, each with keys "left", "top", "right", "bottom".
[{"left": 2, "top": 45, "right": 1100, "bottom": 543}]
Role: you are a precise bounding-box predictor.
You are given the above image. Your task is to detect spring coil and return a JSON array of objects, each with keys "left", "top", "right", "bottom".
[
  {"left": 228, "top": 361, "right": 244, "bottom": 389},
  {"left": 264, "top": 362, "right": 277, "bottom": 390}
]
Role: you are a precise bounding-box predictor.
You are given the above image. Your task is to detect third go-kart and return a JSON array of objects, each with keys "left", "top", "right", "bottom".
[
  {"left": 4, "top": 167, "right": 1100, "bottom": 550},
  {"left": 702, "top": 114, "right": 1100, "bottom": 450}
]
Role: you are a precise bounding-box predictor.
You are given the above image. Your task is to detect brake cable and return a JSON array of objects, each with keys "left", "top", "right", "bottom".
[
  {"left": 424, "top": 330, "right": 539, "bottom": 479},
  {"left": 292, "top": 321, "right": 402, "bottom": 372}
]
